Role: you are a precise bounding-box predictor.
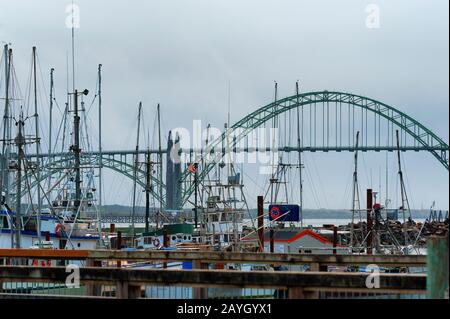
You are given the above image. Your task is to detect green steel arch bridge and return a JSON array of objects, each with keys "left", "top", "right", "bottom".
[{"left": 20, "top": 91, "right": 448, "bottom": 208}]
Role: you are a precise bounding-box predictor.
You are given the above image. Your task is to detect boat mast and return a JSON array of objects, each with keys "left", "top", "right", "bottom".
[
  {"left": 350, "top": 131, "right": 361, "bottom": 247},
  {"left": 131, "top": 102, "right": 142, "bottom": 237},
  {"left": 72, "top": 89, "right": 86, "bottom": 212},
  {"left": 1, "top": 45, "right": 13, "bottom": 248},
  {"left": 295, "top": 81, "right": 303, "bottom": 229},
  {"left": 48, "top": 68, "right": 54, "bottom": 190},
  {"left": 14, "top": 111, "right": 25, "bottom": 249},
  {"left": 395, "top": 129, "right": 411, "bottom": 248},
  {"left": 2, "top": 46, "right": 12, "bottom": 210},
  {"left": 269, "top": 81, "right": 278, "bottom": 204},
  {"left": 145, "top": 148, "right": 151, "bottom": 233},
  {"left": 157, "top": 103, "right": 163, "bottom": 229},
  {"left": 32, "top": 47, "right": 43, "bottom": 245},
  {"left": 97, "top": 64, "right": 103, "bottom": 230}
]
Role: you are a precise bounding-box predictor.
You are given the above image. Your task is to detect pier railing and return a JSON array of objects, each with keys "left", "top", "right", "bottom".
[{"left": 0, "top": 249, "right": 429, "bottom": 299}]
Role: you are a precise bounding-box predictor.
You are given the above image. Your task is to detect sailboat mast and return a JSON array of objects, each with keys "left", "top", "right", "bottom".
[
  {"left": 131, "top": 102, "right": 142, "bottom": 236},
  {"left": 73, "top": 90, "right": 82, "bottom": 210},
  {"left": 48, "top": 68, "right": 54, "bottom": 190},
  {"left": 97, "top": 64, "right": 103, "bottom": 227},
  {"left": 145, "top": 148, "right": 151, "bottom": 233},
  {"left": 295, "top": 81, "right": 303, "bottom": 228},
  {"left": 157, "top": 104, "right": 163, "bottom": 229},
  {"left": 2, "top": 47, "right": 12, "bottom": 210},
  {"left": 32, "top": 47, "right": 43, "bottom": 245},
  {"left": 396, "top": 130, "right": 411, "bottom": 247},
  {"left": 14, "top": 113, "right": 25, "bottom": 249},
  {"left": 2, "top": 45, "right": 13, "bottom": 248},
  {"left": 350, "top": 131, "right": 360, "bottom": 247},
  {"left": 270, "top": 81, "right": 278, "bottom": 204}
]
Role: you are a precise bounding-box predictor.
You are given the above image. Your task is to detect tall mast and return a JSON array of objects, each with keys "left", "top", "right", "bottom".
[
  {"left": 350, "top": 131, "right": 361, "bottom": 247},
  {"left": 1, "top": 45, "right": 13, "bottom": 248},
  {"left": 157, "top": 104, "right": 162, "bottom": 229},
  {"left": 14, "top": 112, "right": 25, "bottom": 249},
  {"left": 73, "top": 90, "right": 82, "bottom": 211},
  {"left": 396, "top": 130, "right": 411, "bottom": 247},
  {"left": 97, "top": 64, "right": 103, "bottom": 228},
  {"left": 269, "top": 81, "right": 278, "bottom": 204},
  {"left": 71, "top": 0, "right": 76, "bottom": 93},
  {"left": 2, "top": 46, "right": 12, "bottom": 209},
  {"left": 131, "top": 102, "right": 142, "bottom": 237},
  {"left": 145, "top": 148, "right": 151, "bottom": 233},
  {"left": 48, "top": 68, "right": 54, "bottom": 190},
  {"left": 32, "top": 47, "right": 43, "bottom": 245},
  {"left": 295, "top": 81, "right": 303, "bottom": 229}
]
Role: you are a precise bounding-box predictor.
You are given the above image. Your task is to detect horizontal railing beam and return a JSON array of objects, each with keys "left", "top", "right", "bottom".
[
  {"left": 0, "top": 249, "right": 427, "bottom": 266},
  {"left": 0, "top": 266, "right": 426, "bottom": 293}
]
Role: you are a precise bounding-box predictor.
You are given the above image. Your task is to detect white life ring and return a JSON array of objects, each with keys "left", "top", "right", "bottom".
[{"left": 152, "top": 238, "right": 160, "bottom": 247}]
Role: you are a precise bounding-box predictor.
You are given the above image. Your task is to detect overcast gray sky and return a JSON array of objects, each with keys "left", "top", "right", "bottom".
[{"left": 0, "top": 0, "right": 448, "bottom": 209}]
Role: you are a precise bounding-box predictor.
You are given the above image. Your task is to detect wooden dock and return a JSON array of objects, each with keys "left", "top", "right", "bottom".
[{"left": 0, "top": 248, "right": 431, "bottom": 299}]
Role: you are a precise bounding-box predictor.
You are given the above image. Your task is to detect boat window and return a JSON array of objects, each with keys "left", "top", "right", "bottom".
[
  {"left": 10, "top": 217, "right": 23, "bottom": 230},
  {"left": 24, "top": 218, "right": 37, "bottom": 232},
  {"left": 1, "top": 216, "right": 9, "bottom": 229}
]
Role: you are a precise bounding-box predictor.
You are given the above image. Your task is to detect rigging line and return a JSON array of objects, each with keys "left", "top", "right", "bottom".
[
  {"left": 309, "top": 155, "right": 330, "bottom": 208},
  {"left": 304, "top": 163, "right": 322, "bottom": 209},
  {"left": 360, "top": 152, "right": 372, "bottom": 189},
  {"left": 86, "top": 93, "right": 98, "bottom": 115},
  {"left": 400, "top": 153, "right": 415, "bottom": 211}
]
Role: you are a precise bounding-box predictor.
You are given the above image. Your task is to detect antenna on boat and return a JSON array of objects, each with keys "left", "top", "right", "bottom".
[{"left": 71, "top": 0, "right": 76, "bottom": 93}]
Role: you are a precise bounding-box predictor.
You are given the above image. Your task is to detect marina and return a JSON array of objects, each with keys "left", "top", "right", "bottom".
[{"left": 0, "top": 0, "right": 448, "bottom": 303}]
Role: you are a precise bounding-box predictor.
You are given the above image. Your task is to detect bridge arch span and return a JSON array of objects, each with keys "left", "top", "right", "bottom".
[{"left": 180, "top": 91, "right": 449, "bottom": 204}]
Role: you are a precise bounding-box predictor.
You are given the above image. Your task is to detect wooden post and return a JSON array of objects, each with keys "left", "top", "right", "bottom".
[
  {"left": 333, "top": 226, "right": 338, "bottom": 255},
  {"left": 117, "top": 231, "right": 122, "bottom": 268},
  {"left": 288, "top": 287, "right": 318, "bottom": 299},
  {"left": 86, "top": 259, "right": 102, "bottom": 296},
  {"left": 269, "top": 228, "right": 274, "bottom": 253},
  {"left": 257, "top": 196, "right": 264, "bottom": 252},
  {"left": 427, "top": 236, "right": 449, "bottom": 299},
  {"left": 192, "top": 260, "right": 208, "bottom": 299},
  {"left": 163, "top": 230, "right": 169, "bottom": 269}
]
